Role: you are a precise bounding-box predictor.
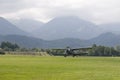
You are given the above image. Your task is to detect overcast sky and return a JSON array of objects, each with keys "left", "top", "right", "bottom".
[{"left": 0, "top": 0, "right": 120, "bottom": 24}]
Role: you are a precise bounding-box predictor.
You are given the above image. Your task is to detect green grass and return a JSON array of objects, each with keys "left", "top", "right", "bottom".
[{"left": 0, "top": 55, "right": 120, "bottom": 80}]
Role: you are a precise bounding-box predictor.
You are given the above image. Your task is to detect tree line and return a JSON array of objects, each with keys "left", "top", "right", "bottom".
[
  {"left": 47, "top": 44, "right": 120, "bottom": 56},
  {"left": 1, "top": 41, "right": 120, "bottom": 56},
  {"left": 0, "top": 41, "right": 46, "bottom": 55},
  {"left": 88, "top": 44, "right": 120, "bottom": 56}
]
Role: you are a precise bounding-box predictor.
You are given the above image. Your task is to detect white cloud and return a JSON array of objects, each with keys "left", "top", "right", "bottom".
[{"left": 0, "top": 0, "right": 120, "bottom": 24}]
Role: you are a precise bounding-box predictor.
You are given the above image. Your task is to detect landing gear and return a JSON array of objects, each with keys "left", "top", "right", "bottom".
[
  {"left": 64, "top": 54, "right": 67, "bottom": 57},
  {"left": 72, "top": 54, "right": 76, "bottom": 57}
]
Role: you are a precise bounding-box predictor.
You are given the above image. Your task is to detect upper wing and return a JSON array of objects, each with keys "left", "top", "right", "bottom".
[
  {"left": 51, "top": 48, "right": 66, "bottom": 50},
  {"left": 51, "top": 47, "right": 92, "bottom": 51},
  {"left": 72, "top": 47, "right": 92, "bottom": 50}
]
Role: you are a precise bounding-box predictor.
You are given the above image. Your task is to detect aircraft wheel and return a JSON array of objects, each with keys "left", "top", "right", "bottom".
[
  {"left": 72, "top": 54, "right": 76, "bottom": 57},
  {"left": 64, "top": 54, "right": 67, "bottom": 57}
]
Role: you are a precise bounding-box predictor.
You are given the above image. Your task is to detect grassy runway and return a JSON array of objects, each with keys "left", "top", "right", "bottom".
[{"left": 0, "top": 55, "right": 120, "bottom": 80}]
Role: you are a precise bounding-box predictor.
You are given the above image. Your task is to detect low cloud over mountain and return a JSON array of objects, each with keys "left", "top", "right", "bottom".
[
  {"left": 11, "top": 19, "right": 44, "bottom": 32},
  {"left": 33, "top": 16, "right": 102, "bottom": 40}
]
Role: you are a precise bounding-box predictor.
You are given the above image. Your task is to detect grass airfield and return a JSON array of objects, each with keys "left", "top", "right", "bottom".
[{"left": 0, "top": 55, "right": 120, "bottom": 80}]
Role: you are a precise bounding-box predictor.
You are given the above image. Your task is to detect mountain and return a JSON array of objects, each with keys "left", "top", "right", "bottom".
[
  {"left": 99, "top": 23, "right": 120, "bottom": 34},
  {"left": 11, "top": 19, "right": 44, "bottom": 32},
  {"left": 0, "top": 32, "right": 120, "bottom": 48},
  {"left": 0, "top": 35, "right": 86, "bottom": 48},
  {"left": 89, "top": 32, "right": 120, "bottom": 46},
  {"left": 1, "top": 16, "right": 120, "bottom": 48},
  {"left": 0, "top": 35, "right": 46, "bottom": 48},
  {"left": 0, "top": 17, "right": 29, "bottom": 36},
  {"left": 33, "top": 16, "right": 102, "bottom": 40}
]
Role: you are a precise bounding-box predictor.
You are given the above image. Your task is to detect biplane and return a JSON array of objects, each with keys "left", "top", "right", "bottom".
[{"left": 51, "top": 47, "right": 92, "bottom": 57}]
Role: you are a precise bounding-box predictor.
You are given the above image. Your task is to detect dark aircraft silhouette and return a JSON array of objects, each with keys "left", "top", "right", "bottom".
[{"left": 52, "top": 47, "right": 92, "bottom": 57}]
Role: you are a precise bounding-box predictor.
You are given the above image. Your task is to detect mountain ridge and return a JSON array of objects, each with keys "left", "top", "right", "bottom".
[
  {"left": 0, "top": 32, "right": 120, "bottom": 48},
  {"left": 33, "top": 16, "right": 102, "bottom": 40},
  {"left": 0, "top": 17, "right": 29, "bottom": 36}
]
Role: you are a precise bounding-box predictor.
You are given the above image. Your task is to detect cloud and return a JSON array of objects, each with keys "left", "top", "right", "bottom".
[
  {"left": 0, "top": 0, "right": 120, "bottom": 24},
  {"left": 0, "top": 0, "right": 25, "bottom": 13}
]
